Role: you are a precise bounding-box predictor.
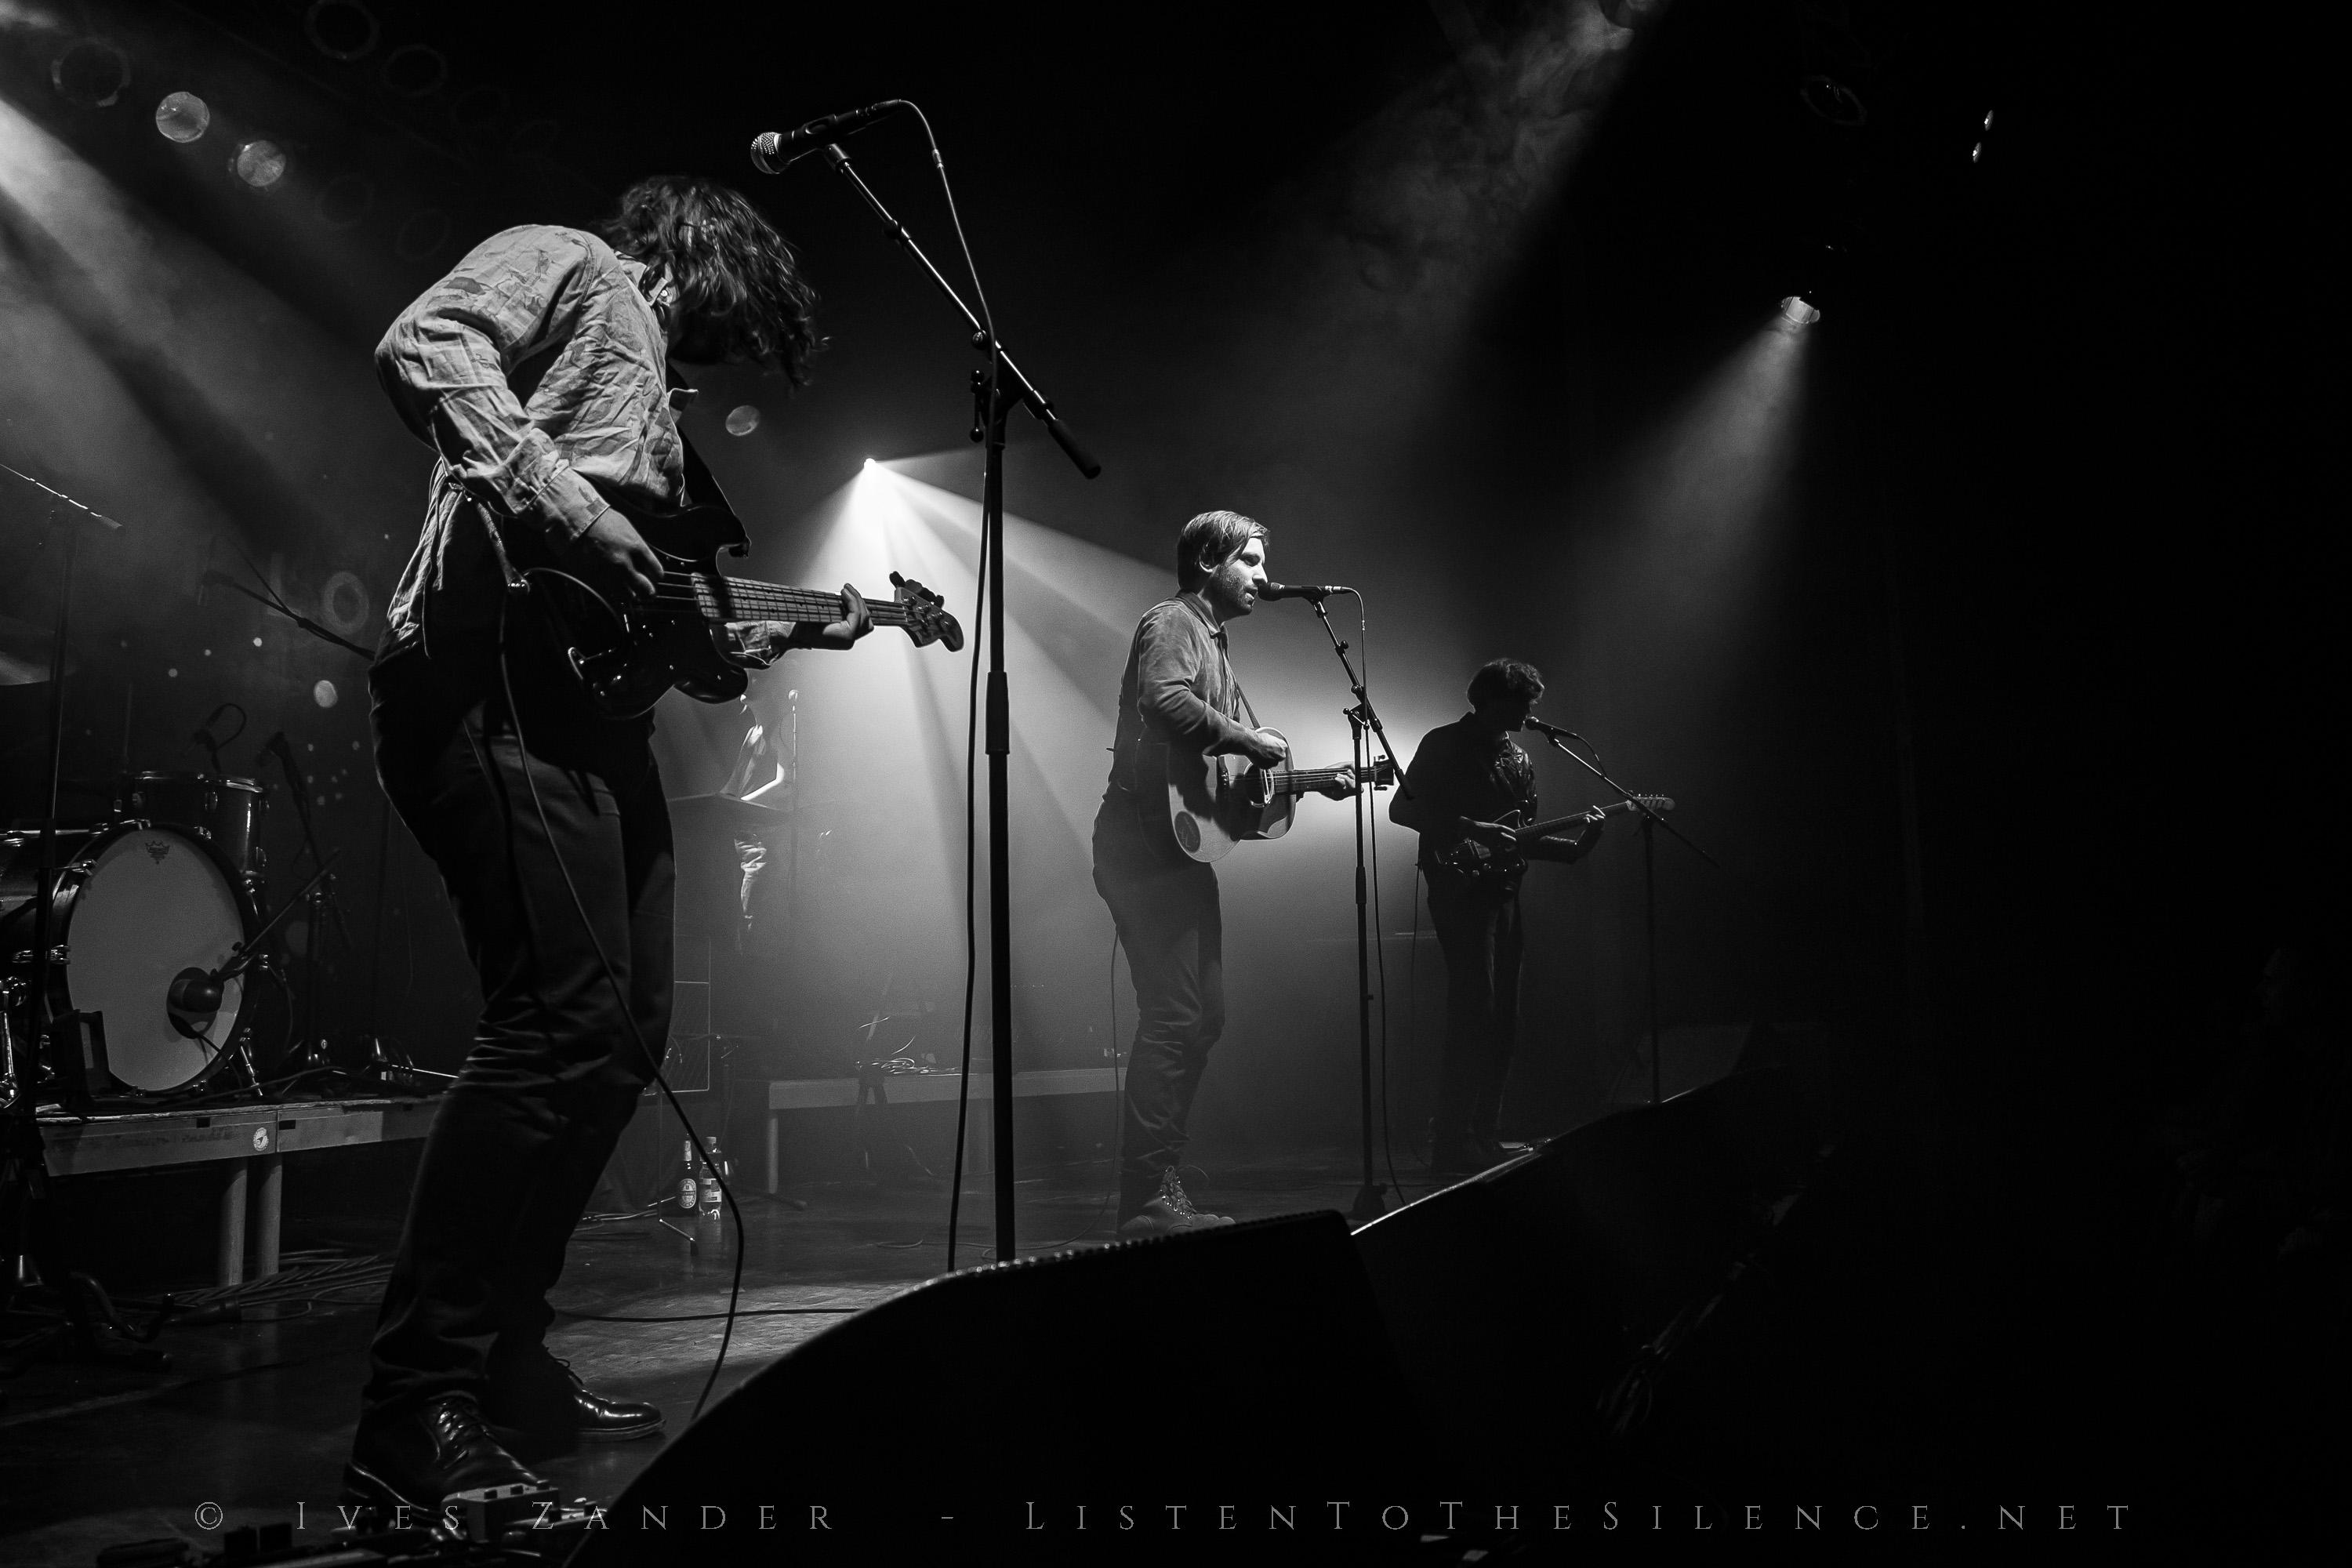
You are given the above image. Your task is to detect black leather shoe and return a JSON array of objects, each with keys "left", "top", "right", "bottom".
[
  {"left": 344, "top": 1394, "right": 546, "bottom": 1511},
  {"left": 488, "top": 1358, "right": 663, "bottom": 1449}
]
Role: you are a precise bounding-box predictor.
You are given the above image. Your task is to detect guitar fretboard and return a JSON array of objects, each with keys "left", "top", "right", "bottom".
[
  {"left": 1267, "top": 766, "right": 1360, "bottom": 797},
  {"left": 654, "top": 575, "right": 920, "bottom": 628}
]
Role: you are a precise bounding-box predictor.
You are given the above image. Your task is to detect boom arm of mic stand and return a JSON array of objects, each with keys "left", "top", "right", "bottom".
[
  {"left": 1308, "top": 594, "right": 1411, "bottom": 797},
  {"left": 211, "top": 851, "right": 343, "bottom": 985},
  {"left": 212, "top": 575, "right": 373, "bottom": 660},
  {"left": 818, "top": 144, "right": 1100, "bottom": 479},
  {"left": 1540, "top": 734, "right": 1722, "bottom": 870}
]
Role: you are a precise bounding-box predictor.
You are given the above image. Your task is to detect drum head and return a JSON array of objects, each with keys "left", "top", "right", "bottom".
[{"left": 69, "top": 827, "right": 249, "bottom": 1093}]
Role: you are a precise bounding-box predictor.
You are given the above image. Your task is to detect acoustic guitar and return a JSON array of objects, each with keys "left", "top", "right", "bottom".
[
  {"left": 501, "top": 494, "right": 962, "bottom": 720},
  {"left": 1167, "top": 729, "right": 1398, "bottom": 863}
]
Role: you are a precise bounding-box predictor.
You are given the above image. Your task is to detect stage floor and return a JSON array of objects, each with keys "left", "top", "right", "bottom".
[{"left": 0, "top": 1146, "right": 1422, "bottom": 1564}]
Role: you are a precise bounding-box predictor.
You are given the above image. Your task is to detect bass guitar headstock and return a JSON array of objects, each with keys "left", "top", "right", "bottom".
[{"left": 888, "top": 572, "right": 965, "bottom": 653}]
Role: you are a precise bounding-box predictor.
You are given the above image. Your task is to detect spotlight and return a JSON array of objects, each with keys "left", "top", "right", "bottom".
[
  {"left": 49, "top": 38, "right": 129, "bottom": 107},
  {"left": 233, "top": 139, "right": 288, "bottom": 188},
  {"left": 302, "top": 0, "right": 379, "bottom": 63},
  {"left": 154, "top": 90, "right": 210, "bottom": 143},
  {"left": 1777, "top": 296, "right": 1822, "bottom": 328}
]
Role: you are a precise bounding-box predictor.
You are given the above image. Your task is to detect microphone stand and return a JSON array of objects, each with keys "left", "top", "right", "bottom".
[
  {"left": 814, "top": 140, "right": 1098, "bottom": 1258},
  {"left": 1302, "top": 592, "right": 1409, "bottom": 1221},
  {"left": 204, "top": 547, "right": 373, "bottom": 1078},
  {"left": 1533, "top": 730, "right": 1719, "bottom": 1105}
]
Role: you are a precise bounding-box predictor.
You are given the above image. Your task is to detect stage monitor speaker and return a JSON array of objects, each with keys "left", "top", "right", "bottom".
[
  {"left": 1352, "top": 1065, "right": 1819, "bottom": 1468},
  {"left": 570, "top": 1210, "right": 1417, "bottom": 1564}
]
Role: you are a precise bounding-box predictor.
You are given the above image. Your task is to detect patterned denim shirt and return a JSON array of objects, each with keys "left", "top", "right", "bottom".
[{"left": 373, "top": 224, "right": 688, "bottom": 659}]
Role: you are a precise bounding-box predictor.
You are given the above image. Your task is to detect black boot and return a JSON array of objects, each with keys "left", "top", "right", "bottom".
[
  {"left": 487, "top": 1349, "right": 663, "bottom": 1454},
  {"left": 344, "top": 1394, "right": 546, "bottom": 1510}
]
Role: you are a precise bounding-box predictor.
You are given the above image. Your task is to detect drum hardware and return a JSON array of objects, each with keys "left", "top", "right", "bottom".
[
  {"left": 2, "top": 823, "right": 270, "bottom": 1107},
  {"left": 186, "top": 702, "right": 245, "bottom": 789},
  {"left": 1, "top": 459, "right": 169, "bottom": 1377},
  {"left": 118, "top": 771, "right": 269, "bottom": 891}
]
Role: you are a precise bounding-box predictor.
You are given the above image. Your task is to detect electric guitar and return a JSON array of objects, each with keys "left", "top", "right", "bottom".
[
  {"left": 1168, "top": 729, "right": 1399, "bottom": 863},
  {"left": 1432, "top": 793, "right": 1675, "bottom": 882},
  {"left": 503, "top": 494, "right": 963, "bottom": 720}
]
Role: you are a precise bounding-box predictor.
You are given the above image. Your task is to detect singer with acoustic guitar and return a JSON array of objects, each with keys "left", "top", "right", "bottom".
[
  {"left": 1093, "top": 510, "right": 1358, "bottom": 1235},
  {"left": 1391, "top": 659, "right": 1607, "bottom": 1174}
]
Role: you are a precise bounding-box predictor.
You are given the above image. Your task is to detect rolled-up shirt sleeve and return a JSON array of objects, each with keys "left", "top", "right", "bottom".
[
  {"left": 1134, "top": 608, "right": 1254, "bottom": 754},
  {"left": 373, "top": 229, "right": 614, "bottom": 544}
]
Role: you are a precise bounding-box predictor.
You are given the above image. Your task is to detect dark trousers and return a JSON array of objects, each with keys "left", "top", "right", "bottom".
[
  {"left": 1093, "top": 811, "right": 1224, "bottom": 1216},
  {"left": 1427, "top": 879, "right": 1523, "bottom": 1155},
  {"left": 361, "top": 648, "right": 673, "bottom": 1423}
]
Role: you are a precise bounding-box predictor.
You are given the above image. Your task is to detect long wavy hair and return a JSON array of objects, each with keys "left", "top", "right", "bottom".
[{"left": 599, "top": 176, "right": 822, "bottom": 383}]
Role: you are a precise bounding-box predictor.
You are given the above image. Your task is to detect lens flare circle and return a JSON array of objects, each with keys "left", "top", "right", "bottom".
[
  {"left": 154, "top": 90, "right": 210, "bottom": 143},
  {"left": 725, "top": 405, "right": 761, "bottom": 437},
  {"left": 234, "top": 139, "right": 288, "bottom": 188}
]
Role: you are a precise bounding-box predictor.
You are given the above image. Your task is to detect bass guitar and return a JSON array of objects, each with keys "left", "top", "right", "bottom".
[
  {"left": 1168, "top": 729, "right": 1398, "bottom": 863},
  {"left": 1432, "top": 793, "right": 1675, "bottom": 882},
  {"left": 503, "top": 494, "right": 963, "bottom": 720}
]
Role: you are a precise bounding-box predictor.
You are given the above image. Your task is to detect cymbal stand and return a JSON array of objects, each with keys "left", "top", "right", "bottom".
[{"left": 0, "top": 463, "right": 167, "bottom": 1374}]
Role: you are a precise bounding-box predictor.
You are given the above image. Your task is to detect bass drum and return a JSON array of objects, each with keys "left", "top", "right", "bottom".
[{"left": 0, "top": 822, "right": 256, "bottom": 1097}]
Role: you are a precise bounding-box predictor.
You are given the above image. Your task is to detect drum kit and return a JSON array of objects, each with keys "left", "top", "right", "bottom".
[
  {"left": 0, "top": 776, "right": 279, "bottom": 1103},
  {"left": 2, "top": 600, "right": 328, "bottom": 1109}
]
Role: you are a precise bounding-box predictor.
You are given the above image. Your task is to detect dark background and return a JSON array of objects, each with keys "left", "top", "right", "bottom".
[{"left": 2, "top": 0, "right": 2338, "bottom": 1521}]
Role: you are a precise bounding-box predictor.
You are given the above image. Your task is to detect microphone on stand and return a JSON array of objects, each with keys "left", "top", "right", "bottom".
[
  {"left": 750, "top": 101, "right": 911, "bottom": 174},
  {"left": 1259, "top": 582, "right": 1349, "bottom": 602},
  {"left": 1523, "top": 717, "right": 1587, "bottom": 743}
]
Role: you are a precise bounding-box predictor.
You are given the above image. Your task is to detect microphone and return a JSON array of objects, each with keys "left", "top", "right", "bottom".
[
  {"left": 751, "top": 101, "right": 909, "bottom": 174},
  {"left": 1523, "top": 717, "right": 1585, "bottom": 742},
  {"left": 1259, "top": 582, "right": 1348, "bottom": 601}
]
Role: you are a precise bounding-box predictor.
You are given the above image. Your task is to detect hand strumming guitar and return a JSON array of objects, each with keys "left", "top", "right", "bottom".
[
  {"left": 1461, "top": 818, "right": 1520, "bottom": 852},
  {"left": 1237, "top": 728, "right": 1289, "bottom": 768},
  {"left": 563, "top": 507, "right": 666, "bottom": 604}
]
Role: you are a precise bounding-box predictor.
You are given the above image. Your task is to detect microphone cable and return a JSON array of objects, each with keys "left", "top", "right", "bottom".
[{"left": 899, "top": 97, "right": 1002, "bottom": 1274}]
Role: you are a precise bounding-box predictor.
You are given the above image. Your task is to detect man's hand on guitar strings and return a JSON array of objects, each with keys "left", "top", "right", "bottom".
[
  {"left": 1463, "top": 819, "right": 1519, "bottom": 851},
  {"left": 789, "top": 583, "right": 874, "bottom": 651},
  {"left": 565, "top": 507, "right": 664, "bottom": 604},
  {"left": 1316, "top": 766, "right": 1359, "bottom": 800}
]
